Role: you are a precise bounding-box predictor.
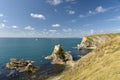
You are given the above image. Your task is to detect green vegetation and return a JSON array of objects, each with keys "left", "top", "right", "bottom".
[{"left": 54, "top": 33, "right": 120, "bottom": 80}]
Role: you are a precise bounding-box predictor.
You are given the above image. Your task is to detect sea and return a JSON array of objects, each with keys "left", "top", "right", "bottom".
[{"left": 0, "top": 38, "right": 82, "bottom": 80}]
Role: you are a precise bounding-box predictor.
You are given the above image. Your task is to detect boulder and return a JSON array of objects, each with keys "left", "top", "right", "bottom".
[
  {"left": 6, "top": 58, "right": 39, "bottom": 73},
  {"left": 45, "top": 44, "right": 74, "bottom": 66}
]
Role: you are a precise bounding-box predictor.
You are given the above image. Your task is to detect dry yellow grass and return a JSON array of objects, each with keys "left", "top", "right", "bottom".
[{"left": 58, "top": 33, "right": 120, "bottom": 80}]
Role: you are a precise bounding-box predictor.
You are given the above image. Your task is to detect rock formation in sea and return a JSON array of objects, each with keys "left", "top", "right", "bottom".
[
  {"left": 6, "top": 58, "right": 39, "bottom": 73},
  {"left": 45, "top": 44, "right": 74, "bottom": 66}
]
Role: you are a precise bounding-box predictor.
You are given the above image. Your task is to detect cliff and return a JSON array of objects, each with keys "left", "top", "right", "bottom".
[
  {"left": 49, "top": 33, "right": 120, "bottom": 80},
  {"left": 77, "top": 33, "right": 119, "bottom": 50}
]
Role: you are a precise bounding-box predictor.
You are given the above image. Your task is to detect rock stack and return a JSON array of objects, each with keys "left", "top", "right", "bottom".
[{"left": 45, "top": 44, "right": 74, "bottom": 66}]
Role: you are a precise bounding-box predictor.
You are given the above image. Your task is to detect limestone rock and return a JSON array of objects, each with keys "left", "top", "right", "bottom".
[
  {"left": 77, "top": 35, "right": 114, "bottom": 54},
  {"left": 77, "top": 37, "right": 96, "bottom": 50},
  {"left": 45, "top": 44, "right": 74, "bottom": 65},
  {"left": 6, "top": 58, "right": 39, "bottom": 73}
]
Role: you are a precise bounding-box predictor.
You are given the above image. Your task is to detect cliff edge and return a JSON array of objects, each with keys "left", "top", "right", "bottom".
[
  {"left": 50, "top": 33, "right": 120, "bottom": 80},
  {"left": 77, "top": 33, "right": 118, "bottom": 50}
]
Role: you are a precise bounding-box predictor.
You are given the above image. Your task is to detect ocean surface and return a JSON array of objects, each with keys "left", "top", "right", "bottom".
[{"left": 0, "top": 38, "right": 82, "bottom": 80}]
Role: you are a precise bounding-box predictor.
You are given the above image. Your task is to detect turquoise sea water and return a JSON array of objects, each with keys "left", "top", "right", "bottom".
[{"left": 0, "top": 38, "right": 81, "bottom": 79}]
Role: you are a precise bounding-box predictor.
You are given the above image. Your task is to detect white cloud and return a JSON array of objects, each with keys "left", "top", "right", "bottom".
[
  {"left": 116, "top": 16, "right": 120, "bottom": 19},
  {"left": 116, "top": 29, "right": 120, "bottom": 32},
  {"left": 65, "top": 0, "right": 75, "bottom": 2},
  {"left": 54, "top": 9, "right": 58, "bottom": 12},
  {"left": 68, "top": 10, "right": 75, "bottom": 15},
  {"left": 52, "top": 24, "right": 60, "bottom": 27},
  {"left": 30, "top": 13, "right": 46, "bottom": 20},
  {"left": 49, "top": 29, "right": 57, "bottom": 33},
  {"left": 12, "top": 25, "right": 18, "bottom": 29},
  {"left": 47, "top": 0, "right": 63, "bottom": 5},
  {"left": 3, "top": 20, "right": 7, "bottom": 23},
  {"left": 0, "top": 23, "right": 5, "bottom": 28},
  {"left": 0, "top": 14, "right": 4, "bottom": 17},
  {"left": 79, "top": 15, "right": 85, "bottom": 18},
  {"left": 0, "top": 27, "right": 103, "bottom": 38},
  {"left": 90, "top": 29, "right": 94, "bottom": 35},
  {"left": 79, "top": 6, "right": 115, "bottom": 18},
  {"left": 114, "top": 8, "right": 120, "bottom": 12},
  {"left": 100, "top": 30, "right": 104, "bottom": 33},
  {"left": 24, "top": 26, "right": 34, "bottom": 30},
  {"left": 94, "top": 6, "right": 107, "bottom": 14},
  {"left": 106, "top": 16, "right": 120, "bottom": 21},
  {"left": 71, "top": 19, "right": 76, "bottom": 22},
  {"left": 63, "top": 28, "right": 72, "bottom": 32},
  {"left": 88, "top": 10, "right": 92, "bottom": 14},
  {"left": 95, "top": 6, "right": 106, "bottom": 13},
  {"left": 83, "top": 24, "right": 92, "bottom": 27},
  {"left": 88, "top": 10, "right": 96, "bottom": 15}
]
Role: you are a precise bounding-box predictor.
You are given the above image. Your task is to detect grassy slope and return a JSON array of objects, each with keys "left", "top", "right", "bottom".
[{"left": 59, "top": 33, "right": 120, "bottom": 80}]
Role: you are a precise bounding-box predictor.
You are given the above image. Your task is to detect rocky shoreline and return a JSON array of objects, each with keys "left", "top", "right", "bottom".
[
  {"left": 4, "top": 44, "right": 78, "bottom": 80},
  {"left": 4, "top": 37, "right": 91, "bottom": 80},
  {"left": 4, "top": 35, "right": 100, "bottom": 80},
  {"left": 2, "top": 33, "right": 120, "bottom": 80}
]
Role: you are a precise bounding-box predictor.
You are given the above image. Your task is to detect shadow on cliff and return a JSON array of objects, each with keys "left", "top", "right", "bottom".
[{"left": 72, "top": 49, "right": 93, "bottom": 61}]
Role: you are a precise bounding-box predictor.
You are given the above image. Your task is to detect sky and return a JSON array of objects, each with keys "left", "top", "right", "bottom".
[{"left": 0, "top": 0, "right": 120, "bottom": 38}]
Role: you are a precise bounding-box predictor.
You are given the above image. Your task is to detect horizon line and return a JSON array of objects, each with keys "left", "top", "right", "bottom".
[{"left": 0, "top": 37, "right": 82, "bottom": 38}]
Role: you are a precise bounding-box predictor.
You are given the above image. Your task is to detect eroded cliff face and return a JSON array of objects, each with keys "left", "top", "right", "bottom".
[
  {"left": 77, "top": 34, "right": 118, "bottom": 50},
  {"left": 55, "top": 33, "right": 120, "bottom": 80},
  {"left": 45, "top": 44, "right": 74, "bottom": 66}
]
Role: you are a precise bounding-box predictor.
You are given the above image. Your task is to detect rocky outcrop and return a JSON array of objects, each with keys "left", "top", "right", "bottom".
[
  {"left": 77, "top": 34, "right": 118, "bottom": 54},
  {"left": 45, "top": 44, "right": 74, "bottom": 66},
  {"left": 77, "top": 37, "right": 96, "bottom": 50},
  {"left": 6, "top": 58, "right": 39, "bottom": 73},
  {"left": 53, "top": 33, "right": 120, "bottom": 80}
]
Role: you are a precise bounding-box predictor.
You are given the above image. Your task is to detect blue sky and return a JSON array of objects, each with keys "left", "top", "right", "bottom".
[{"left": 0, "top": 0, "right": 120, "bottom": 37}]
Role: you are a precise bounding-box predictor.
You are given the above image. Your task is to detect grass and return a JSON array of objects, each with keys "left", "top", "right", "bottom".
[{"left": 55, "top": 33, "right": 120, "bottom": 80}]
